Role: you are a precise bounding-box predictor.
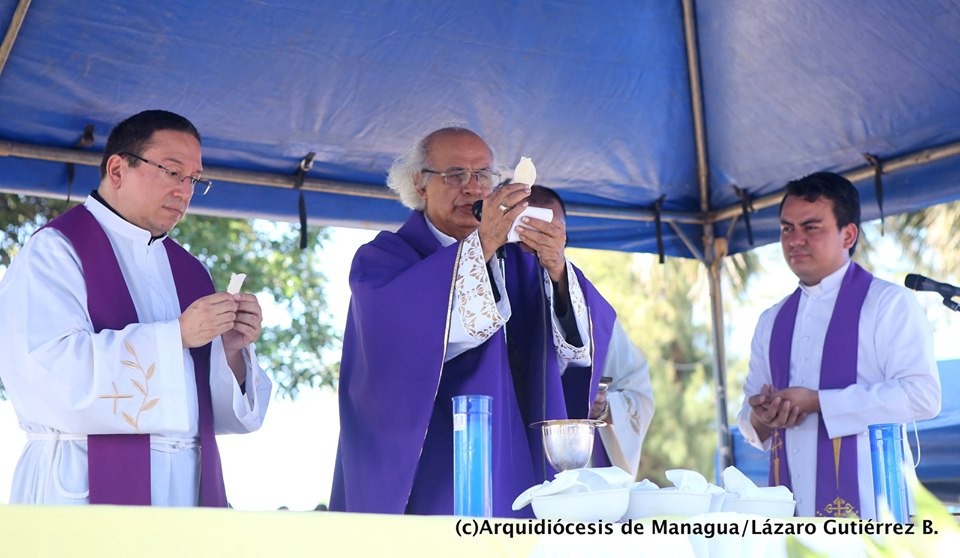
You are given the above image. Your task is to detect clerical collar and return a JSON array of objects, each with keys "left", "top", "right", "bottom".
[
  {"left": 422, "top": 213, "right": 458, "bottom": 248},
  {"left": 799, "top": 260, "right": 851, "bottom": 297},
  {"left": 89, "top": 190, "right": 168, "bottom": 245}
]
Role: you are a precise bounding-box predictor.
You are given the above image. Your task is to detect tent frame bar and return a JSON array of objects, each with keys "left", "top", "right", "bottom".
[
  {"left": 4, "top": 137, "right": 959, "bottom": 230},
  {"left": 0, "top": 139, "right": 704, "bottom": 224},
  {"left": 0, "top": 140, "right": 395, "bottom": 200},
  {"left": 0, "top": 0, "right": 32, "bottom": 79},
  {"left": 709, "top": 139, "right": 960, "bottom": 223}
]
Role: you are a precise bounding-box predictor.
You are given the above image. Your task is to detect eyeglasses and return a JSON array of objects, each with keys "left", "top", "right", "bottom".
[
  {"left": 421, "top": 168, "right": 501, "bottom": 189},
  {"left": 121, "top": 152, "right": 213, "bottom": 196}
]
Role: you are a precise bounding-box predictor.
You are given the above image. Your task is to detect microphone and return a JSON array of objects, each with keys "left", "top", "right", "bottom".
[
  {"left": 472, "top": 200, "right": 483, "bottom": 221},
  {"left": 471, "top": 200, "right": 506, "bottom": 259},
  {"left": 904, "top": 273, "right": 960, "bottom": 299}
]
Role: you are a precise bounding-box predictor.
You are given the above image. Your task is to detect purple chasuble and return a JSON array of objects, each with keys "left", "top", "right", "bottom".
[
  {"left": 330, "top": 211, "right": 616, "bottom": 516},
  {"left": 769, "top": 262, "right": 872, "bottom": 518},
  {"left": 559, "top": 267, "right": 617, "bottom": 468},
  {"left": 46, "top": 205, "right": 227, "bottom": 507}
]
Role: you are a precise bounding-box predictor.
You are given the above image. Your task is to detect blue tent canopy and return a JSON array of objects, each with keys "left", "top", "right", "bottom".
[{"left": 2, "top": 0, "right": 960, "bottom": 257}]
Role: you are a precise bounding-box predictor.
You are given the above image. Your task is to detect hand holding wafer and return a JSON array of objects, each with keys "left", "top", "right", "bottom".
[{"left": 227, "top": 273, "right": 247, "bottom": 295}]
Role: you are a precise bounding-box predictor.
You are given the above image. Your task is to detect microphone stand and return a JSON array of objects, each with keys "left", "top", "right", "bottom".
[
  {"left": 943, "top": 297, "right": 960, "bottom": 312},
  {"left": 496, "top": 246, "right": 507, "bottom": 342},
  {"left": 496, "top": 246, "right": 506, "bottom": 295}
]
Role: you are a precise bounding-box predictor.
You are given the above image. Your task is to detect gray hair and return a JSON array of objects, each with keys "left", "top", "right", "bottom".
[{"left": 386, "top": 126, "right": 496, "bottom": 210}]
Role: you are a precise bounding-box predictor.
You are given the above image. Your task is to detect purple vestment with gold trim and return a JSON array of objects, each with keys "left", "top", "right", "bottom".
[
  {"left": 46, "top": 205, "right": 227, "bottom": 506},
  {"left": 769, "top": 262, "right": 872, "bottom": 517}
]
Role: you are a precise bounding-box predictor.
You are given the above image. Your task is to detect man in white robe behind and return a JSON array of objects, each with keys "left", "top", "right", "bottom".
[
  {"left": 524, "top": 185, "right": 656, "bottom": 477},
  {"left": 0, "top": 110, "right": 271, "bottom": 506}
]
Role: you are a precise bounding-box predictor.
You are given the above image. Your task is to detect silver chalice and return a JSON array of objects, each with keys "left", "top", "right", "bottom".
[{"left": 534, "top": 419, "right": 606, "bottom": 472}]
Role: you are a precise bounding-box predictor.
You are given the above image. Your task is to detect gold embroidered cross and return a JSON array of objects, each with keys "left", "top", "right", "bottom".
[
  {"left": 771, "top": 431, "right": 784, "bottom": 451},
  {"left": 771, "top": 430, "right": 784, "bottom": 485},
  {"left": 98, "top": 381, "right": 133, "bottom": 414},
  {"left": 823, "top": 496, "right": 855, "bottom": 517}
]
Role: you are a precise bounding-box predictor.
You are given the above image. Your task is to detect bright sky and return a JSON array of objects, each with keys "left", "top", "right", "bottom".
[{"left": 1, "top": 225, "right": 959, "bottom": 509}]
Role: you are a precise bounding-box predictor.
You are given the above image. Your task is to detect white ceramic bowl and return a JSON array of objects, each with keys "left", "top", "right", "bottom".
[
  {"left": 531, "top": 487, "right": 630, "bottom": 522},
  {"left": 721, "top": 495, "right": 796, "bottom": 517},
  {"left": 622, "top": 488, "right": 712, "bottom": 520}
]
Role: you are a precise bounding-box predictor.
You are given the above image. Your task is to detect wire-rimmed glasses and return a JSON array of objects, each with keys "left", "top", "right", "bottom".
[
  {"left": 121, "top": 152, "right": 213, "bottom": 196},
  {"left": 421, "top": 168, "right": 501, "bottom": 190}
]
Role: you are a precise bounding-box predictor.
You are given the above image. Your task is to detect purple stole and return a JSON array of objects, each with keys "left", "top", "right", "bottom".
[
  {"left": 769, "top": 262, "right": 872, "bottom": 518},
  {"left": 46, "top": 205, "right": 227, "bottom": 507}
]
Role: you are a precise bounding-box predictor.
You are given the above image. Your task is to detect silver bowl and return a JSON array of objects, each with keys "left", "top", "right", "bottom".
[{"left": 535, "top": 419, "right": 605, "bottom": 472}]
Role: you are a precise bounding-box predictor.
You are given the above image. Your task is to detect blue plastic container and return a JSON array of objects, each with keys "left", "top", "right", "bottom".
[
  {"left": 869, "top": 423, "right": 909, "bottom": 523},
  {"left": 452, "top": 395, "right": 492, "bottom": 517}
]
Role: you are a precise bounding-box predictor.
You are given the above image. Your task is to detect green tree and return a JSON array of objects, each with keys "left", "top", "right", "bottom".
[
  {"left": 885, "top": 199, "right": 960, "bottom": 284},
  {"left": 0, "top": 193, "right": 339, "bottom": 399},
  {"left": 569, "top": 248, "right": 756, "bottom": 486},
  {"left": 1, "top": 194, "right": 66, "bottom": 266}
]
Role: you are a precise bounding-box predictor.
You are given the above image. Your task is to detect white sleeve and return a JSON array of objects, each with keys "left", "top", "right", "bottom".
[
  {"left": 736, "top": 306, "right": 778, "bottom": 451},
  {"left": 546, "top": 260, "right": 591, "bottom": 368},
  {"left": 820, "top": 285, "right": 942, "bottom": 438},
  {"left": 444, "top": 230, "right": 509, "bottom": 362},
  {"left": 209, "top": 338, "right": 272, "bottom": 434},
  {"left": 0, "top": 229, "right": 191, "bottom": 435},
  {"left": 597, "top": 320, "right": 655, "bottom": 477}
]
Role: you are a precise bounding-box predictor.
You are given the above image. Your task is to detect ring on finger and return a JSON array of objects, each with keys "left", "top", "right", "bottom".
[{"left": 498, "top": 203, "right": 510, "bottom": 214}]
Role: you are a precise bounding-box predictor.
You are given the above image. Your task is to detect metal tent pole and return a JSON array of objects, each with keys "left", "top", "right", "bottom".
[
  {"left": 0, "top": 0, "right": 32, "bottom": 78},
  {"left": 682, "top": 0, "right": 733, "bottom": 475}
]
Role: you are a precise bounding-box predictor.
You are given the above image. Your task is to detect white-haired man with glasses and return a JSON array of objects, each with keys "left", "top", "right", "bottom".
[
  {"left": 331, "top": 127, "right": 619, "bottom": 517},
  {"left": 0, "top": 110, "right": 271, "bottom": 507}
]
